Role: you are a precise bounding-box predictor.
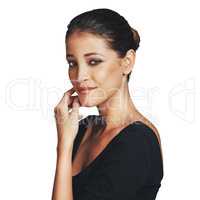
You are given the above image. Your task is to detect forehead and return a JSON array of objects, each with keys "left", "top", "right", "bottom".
[{"left": 66, "top": 31, "right": 113, "bottom": 56}]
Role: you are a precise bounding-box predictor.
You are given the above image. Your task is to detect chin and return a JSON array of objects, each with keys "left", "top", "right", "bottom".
[
  {"left": 78, "top": 98, "right": 97, "bottom": 107},
  {"left": 78, "top": 96, "right": 106, "bottom": 107}
]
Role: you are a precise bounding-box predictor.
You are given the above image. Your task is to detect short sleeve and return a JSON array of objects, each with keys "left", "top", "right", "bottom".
[{"left": 74, "top": 126, "right": 150, "bottom": 200}]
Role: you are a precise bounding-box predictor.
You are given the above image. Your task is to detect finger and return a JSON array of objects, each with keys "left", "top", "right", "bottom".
[
  {"left": 72, "top": 97, "right": 80, "bottom": 113},
  {"left": 69, "top": 97, "right": 80, "bottom": 120},
  {"left": 68, "top": 95, "right": 78, "bottom": 109},
  {"left": 65, "top": 87, "right": 76, "bottom": 95},
  {"left": 65, "top": 87, "right": 77, "bottom": 107},
  {"left": 58, "top": 87, "right": 76, "bottom": 106},
  {"left": 55, "top": 88, "right": 75, "bottom": 117}
]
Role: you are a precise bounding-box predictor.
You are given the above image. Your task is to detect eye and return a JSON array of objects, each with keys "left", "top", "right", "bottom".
[
  {"left": 89, "top": 59, "right": 102, "bottom": 66},
  {"left": 67, "top": 59, "right": 102, "bottom": 68},
  {"left": 67, "top": 61, "right": 77, "bottom": 68}
]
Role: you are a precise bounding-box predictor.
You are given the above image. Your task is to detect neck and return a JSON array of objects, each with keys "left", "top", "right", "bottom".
[{"left": 97, "top": 81, "right": 140, "bottom": 130}]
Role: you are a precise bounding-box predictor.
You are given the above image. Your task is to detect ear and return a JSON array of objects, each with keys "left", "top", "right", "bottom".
[{"left": 120, "top": 49, "right": 136, "bottom": 75}]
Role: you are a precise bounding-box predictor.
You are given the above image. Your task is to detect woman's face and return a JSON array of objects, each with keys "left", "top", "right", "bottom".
[{"left": 66, "top": 31, "right": 124, "bottom": 107}]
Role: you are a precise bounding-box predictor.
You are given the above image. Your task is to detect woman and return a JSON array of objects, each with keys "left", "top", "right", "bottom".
[{"left": 52, "top": 8, "right": 164, "bottom": 200}]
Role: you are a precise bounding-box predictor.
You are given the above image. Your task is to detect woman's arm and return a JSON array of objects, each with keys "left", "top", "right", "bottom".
[
  {"left": 51, "top": 145, "right": 73, "bottom": 200},
  {"left": 51, "top": 87, "right": 80, "bottom": 200}
]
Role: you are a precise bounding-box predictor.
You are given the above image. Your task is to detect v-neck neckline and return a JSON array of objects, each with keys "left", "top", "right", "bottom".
[{"left": 72, "top": 115, "right": 144, "bottom": 178}]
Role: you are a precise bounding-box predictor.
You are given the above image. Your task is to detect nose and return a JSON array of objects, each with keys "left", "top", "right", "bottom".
[{"left": 76, "top": 65, "right": 90, "bottom": 83}]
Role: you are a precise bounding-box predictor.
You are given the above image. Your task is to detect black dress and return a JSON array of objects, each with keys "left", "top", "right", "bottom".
[{"left": 72, "top": 115, "right": 164, "bottom": 200}]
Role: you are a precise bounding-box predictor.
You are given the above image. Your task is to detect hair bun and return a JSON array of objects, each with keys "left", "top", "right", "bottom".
[{"left": 130, "top": 27, "right": 140, "bottom": 50}]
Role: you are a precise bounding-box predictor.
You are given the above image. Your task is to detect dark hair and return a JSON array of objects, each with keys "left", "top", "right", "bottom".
[{"left": 65, "top": 8, "right": 140, "bottom": 82}]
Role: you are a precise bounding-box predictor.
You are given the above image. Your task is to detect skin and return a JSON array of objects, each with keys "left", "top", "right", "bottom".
[
  {"left": 66, "top": 31, "right": 141, "bottom": 128},
  {"left": 51, "top": 31, "right": 163, "bottom": 200}
]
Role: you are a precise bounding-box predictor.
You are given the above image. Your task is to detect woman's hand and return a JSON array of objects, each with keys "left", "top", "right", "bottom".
[{"left": 54, "top": 87, "right": 80, "bottom": 151}]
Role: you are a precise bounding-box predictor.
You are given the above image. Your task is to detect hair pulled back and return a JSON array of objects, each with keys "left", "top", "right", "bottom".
[{"left": 65, "top": 8, "right": 140, "bottom": 82}]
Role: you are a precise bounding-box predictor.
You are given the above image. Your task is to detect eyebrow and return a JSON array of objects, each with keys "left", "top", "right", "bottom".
[{"left": 66, "top": 52, "right": 104, "bottom": 58}]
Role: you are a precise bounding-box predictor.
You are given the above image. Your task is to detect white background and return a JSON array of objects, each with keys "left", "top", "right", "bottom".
[{"left": 0, "top": 0, "right": 200, "bottom": 199}]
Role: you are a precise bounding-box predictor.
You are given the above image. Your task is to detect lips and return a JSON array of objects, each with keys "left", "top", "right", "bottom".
[{"left": 78, "top": 87, "right": 97, "bottom": 94}]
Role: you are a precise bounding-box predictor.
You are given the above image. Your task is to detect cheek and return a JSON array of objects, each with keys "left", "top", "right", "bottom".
[
  {"left": 68, "top": 70, "right": 77, "bottom": 85},
  {"left": 94, "top": 62, "right": 122, "bottom": 92}
]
